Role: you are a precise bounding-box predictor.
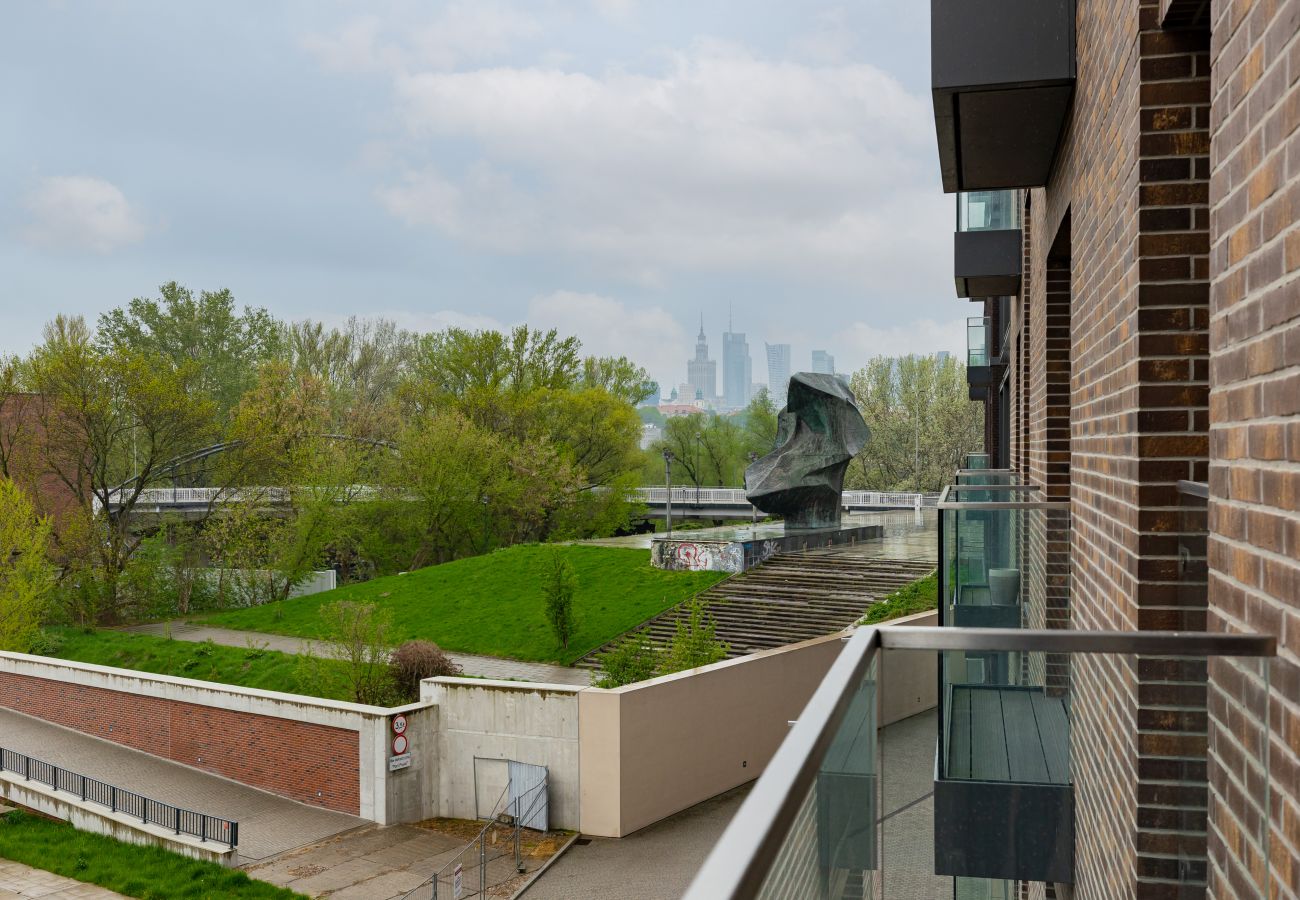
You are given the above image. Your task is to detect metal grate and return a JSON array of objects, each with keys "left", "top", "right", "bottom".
[{"left": 0, "top": 746, "right": 238, "bottom": 848}]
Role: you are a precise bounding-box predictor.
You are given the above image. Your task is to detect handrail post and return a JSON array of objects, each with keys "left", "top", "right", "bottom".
[
  {"left": 480, "top": 831, "right": 487, "bottom": 896},
  {"left": 175, "top": 807, "right": 181, "bottom": 835},
  {"left": 229, "top": 821, "right": 238, "bottom": 849},
  {"left": 110, "top": 785, "right": 116, "bottom": 813},
  {"left": 23, "top": 756, "right": 29, "bottom": 781},
  {"left": 200, "top": 815, "right": 206, "bottom": 843}
]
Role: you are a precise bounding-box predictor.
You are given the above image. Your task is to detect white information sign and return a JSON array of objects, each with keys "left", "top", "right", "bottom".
[{"left": 388, "top": 753, "right": 412, "bottom": 771}]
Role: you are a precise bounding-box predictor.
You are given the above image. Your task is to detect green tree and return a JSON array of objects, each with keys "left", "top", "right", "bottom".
[
  {"left": 847, "top": 354, "right": 982, "bottom": 492},
  {"left": 543, "top": 548, "right": 578, "bottom": 650},
  {"left": 661, "top": 598, "right": 730, "bottom": 672},
  {"left": 316, "top": 601, "right": 396, "bottom": 705},
  {"left": 96, "top": 283, "right": 282, "bottom": 422},
  {"left": 25, "top": 316, "right": 215, "bottom": 620},
  {"left": 0, "top": 478, "right": 56, "bottom": 652}
]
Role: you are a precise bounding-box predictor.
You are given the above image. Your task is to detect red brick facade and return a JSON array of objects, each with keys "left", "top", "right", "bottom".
[
  {"left": 0, "top": 672, "right": 361, "bottom": 815},
  {"left": 1206, "top": 0, "right": 1300, "bottom": 895},
  {"left": 981, "top": 0, "right": 1298, "bottom": 895}
]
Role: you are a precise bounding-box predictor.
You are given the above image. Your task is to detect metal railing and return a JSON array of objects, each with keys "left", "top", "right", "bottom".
[
  {"left": 684, "top": 625, "right": 1275, "bottom": 899},
  {"left": 402, "top": 774, "right": 550, "bottom": 900},
  {"left": 0, "top": 746, "right": 238, "bottom": 848},
  {"left": 634, "top": 487, "right": 940, "bottom": 510}
]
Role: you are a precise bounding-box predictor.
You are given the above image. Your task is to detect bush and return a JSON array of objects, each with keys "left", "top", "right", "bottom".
[
  {"left": 660, "top": 598, "right": 729, "bottom": 673},
  {"left": 390, "top": 639, "right": 462, "bottom": 701},
  {"left": 25, "top": 630, "right": 64, "bottom": 656},
  {"left": 859, "top": 572, "right": 938, "bottom": 624},
  {"left": 594, "top": 635, "right": 662, "bottom": 688},
  {"left": 542, "top": 549, "right": 578, "bottom": 650}
]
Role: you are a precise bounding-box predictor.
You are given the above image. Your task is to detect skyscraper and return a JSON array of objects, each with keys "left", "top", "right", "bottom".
[
  {"left": 765, "top": 342, "right": 792, "bottom": 403},
  {"left": 686, "top": 315, "right": 717, "bottom": 403},
  {"left": 810, "top": 350, "right": 835, "bottom": 375},
  {"left": 721, "top": 312, "right": 752, "bottom": 411}
]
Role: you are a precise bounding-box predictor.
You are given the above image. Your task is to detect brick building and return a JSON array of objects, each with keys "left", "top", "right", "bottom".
[{"left": 945, "top": 0, "right": 1298, "bottom": 897}]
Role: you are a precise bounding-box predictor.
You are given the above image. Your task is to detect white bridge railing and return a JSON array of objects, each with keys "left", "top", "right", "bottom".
[
  {"left": 633, "top": 487, "right": 939, "bottom": 510},
  {"left": 100, "top": 485, "right": 939, "bottom": 514}
]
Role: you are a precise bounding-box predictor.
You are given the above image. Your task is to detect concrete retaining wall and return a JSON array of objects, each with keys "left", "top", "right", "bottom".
[
  {"left": 0, "top": 652, "right": 430, "bottom": 823},
  {"left": 423, "top": 679, "right": 582, "bottom": 830},
  {"left": 577, "top": 609, "right": 938, "bottom": 838}
]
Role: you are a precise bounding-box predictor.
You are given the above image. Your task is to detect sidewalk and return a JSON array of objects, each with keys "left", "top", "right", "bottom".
[
  {"left": 0, "top": 861, "right": 125, "bottom": 899},
  {"left": 120, "top": 622, "right": 594, "bottom": 687},
  {"left": 0, "top": 709, "right": 362, "bottom": 863}
]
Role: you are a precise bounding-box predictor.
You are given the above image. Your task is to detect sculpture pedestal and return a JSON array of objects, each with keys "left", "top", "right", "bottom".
[{"left": 650, "top": 521, "right": 884, "bottom": 573}]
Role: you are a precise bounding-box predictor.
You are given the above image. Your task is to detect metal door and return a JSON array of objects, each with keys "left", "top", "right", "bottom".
[{"left": 507, "top": 761, "right": 548, "bottom": 832}]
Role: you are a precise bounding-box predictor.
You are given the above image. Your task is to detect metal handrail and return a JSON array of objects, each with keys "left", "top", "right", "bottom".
[
  {"left": 938, "top": 484, "right": 1070, "bottom": 510},
  {"left": 0, "top": 746, "right": 237, "bottom": 848},
  {"left": 683, "top": 625, "right": 1275, "bottom": 899}
]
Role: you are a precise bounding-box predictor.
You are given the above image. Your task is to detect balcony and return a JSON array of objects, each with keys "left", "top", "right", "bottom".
[
  {"left": 686, "top": 626, "right": 1275, "bottom": 899},
  {"left": 931, "top": 0, "right": 1076, "bottom": 192},
  {"left": 955, "top": 193, "right": 1022, "bottom": 298},
  {"left": 966, "top": 316, "right": 1003, "bottom": 401}
]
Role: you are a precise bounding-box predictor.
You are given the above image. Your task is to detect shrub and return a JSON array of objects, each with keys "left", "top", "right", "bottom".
[
  {"left": 25, "top": 630, "right": 64, "bottom": 656},
  {"left": 660, "top": 598, "right": 729, "bottom": 673},
  {"left": 390, "top": 639, "right": 462, "bottom": 701},
  {"left": 594, "top": 635, "right": 661, "bottom": 688},
  {"left": 859, "top": 572, "right": 938, "bottom": 624}
]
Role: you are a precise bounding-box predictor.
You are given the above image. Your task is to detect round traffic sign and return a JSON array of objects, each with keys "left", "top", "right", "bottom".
[
  {"left": 392, "top": 714, "right": 408, "bottom": 735},
  {"left": 392, "top": 734, "right": 409, "bottom": 755}
]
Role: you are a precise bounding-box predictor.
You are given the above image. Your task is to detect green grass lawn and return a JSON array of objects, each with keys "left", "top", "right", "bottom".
[
  {"left": 859, "top": 572, "right": 939, "bottom": 624},
  {"left": 47, "top": 628, "right": 353, "bottom": 702},
  {"left": 0, "top": 810, "right": 303, "bottom": 899},
  {"left": 200, "top": 544, "right": 725, "bottom": 665}
]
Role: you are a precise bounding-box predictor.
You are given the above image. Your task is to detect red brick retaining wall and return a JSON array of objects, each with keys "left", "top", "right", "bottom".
[{"left": 0, "top": 671, "right": 361, "bottom": 815}]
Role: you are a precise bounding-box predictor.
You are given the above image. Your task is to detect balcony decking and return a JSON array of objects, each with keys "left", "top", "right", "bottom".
[{"left": 946, "top": 685, "right": 1068, "bottom": 783}]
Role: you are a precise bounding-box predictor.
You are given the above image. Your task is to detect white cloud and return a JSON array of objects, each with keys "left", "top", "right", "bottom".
[
  {"left": 839, "top": 317, "right": 966, "bottom": 363},
  {"left": 527, "top": 290, "right": 687, "bottom": 385},
  {"left": 303, "top": 4, "right": 539, "bottom": 74},
  {"left": 21, "top": 175, "right": 147, "bottom": 253},
  {"left": 374, "top": 43, "right": 949, "bottom": 293}
]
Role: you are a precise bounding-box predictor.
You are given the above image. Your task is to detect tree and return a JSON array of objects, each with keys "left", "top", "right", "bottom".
[
  {"left": 543, "top": 549, "right": 578, "bottom": 651},
  {"left": 661, "top": 599, "right": 730, "bottom": 672},
  {"left": 97, "top": 283, "right": 283, "bottom": 422},
  {"left": 318, "top": 600, "right": 395, "bottom": 705},
  {"left": 0, "top": 478, "right": 56, "bottom": 652},
  {"left": 390, "top": 640, "right": 462, "bottom": 701},
  {"left": 847, "top": 355, "right": 982, "bottom": 492},
  {"left": 25, "top": 315, "right": 216, "bottom": 620}
]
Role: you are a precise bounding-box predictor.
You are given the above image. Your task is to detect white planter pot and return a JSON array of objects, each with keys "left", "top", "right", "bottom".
[{"left": 988, "top": 568, "right": 1021, "bottom": 606}]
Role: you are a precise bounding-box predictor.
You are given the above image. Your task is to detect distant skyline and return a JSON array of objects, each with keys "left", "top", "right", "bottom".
[{"left": 2, "top": 1, "right": 965, "bottom": 392}]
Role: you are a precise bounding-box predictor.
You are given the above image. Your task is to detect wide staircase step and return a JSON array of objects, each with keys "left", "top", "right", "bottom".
[{"left": 577, "top": 546, "right": 937, "bottom": 671}]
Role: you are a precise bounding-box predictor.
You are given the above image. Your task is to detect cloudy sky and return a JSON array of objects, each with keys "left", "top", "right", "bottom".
[{"left": 0, "top": 0, "right": 959, "bottom": 394}]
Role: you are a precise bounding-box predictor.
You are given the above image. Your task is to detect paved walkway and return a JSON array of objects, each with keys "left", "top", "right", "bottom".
[
  {"left": 522, "top": 783, "right": 752, "bottom": 900},
  {"left": 0, "top": 709, "right": 362, "bottom": 862},
  {"left": 119, "top": 623, "right": 593, "bottom": 687},
  {"left": 0, "top": 861, "right": 125, "bottom": 899}
]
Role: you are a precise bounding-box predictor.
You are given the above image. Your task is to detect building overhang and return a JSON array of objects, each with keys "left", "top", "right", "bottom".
[
  {"left": 955, "top": 229, "right": 1022, "bottom": 297},
  {"left": 931, "top": 0, "right": 1077, "bottom": 192}
]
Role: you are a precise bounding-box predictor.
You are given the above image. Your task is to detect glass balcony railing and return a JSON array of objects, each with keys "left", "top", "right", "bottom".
[
  {"left": 967, "top": 317, "right": 990, "bottom": 368},
  {"left": 686, "top": 626, "right": 1276, "bottom": 899},
  {"left": 957, "top": 190, "right": 1021, "bottom": 232},
  {"left": 938, "top": 484, "right": 1067, "bottom": 633},
  {"left": 961, "top": 454, "right": 989, "bottom": 470},
  {"left": 953, "top": 469, "right": 1022, "bottom": 487}
]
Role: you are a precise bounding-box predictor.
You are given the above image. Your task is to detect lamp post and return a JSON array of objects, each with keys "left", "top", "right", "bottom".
[
  {"left": 694, "top": 435, "right": 703, "bottom": 506},
  {"left": 662, "top": 449, "right": 675, "bottom": 535},
  {"left": 747, "top": 452, "right": 759, "bottom": 524}
]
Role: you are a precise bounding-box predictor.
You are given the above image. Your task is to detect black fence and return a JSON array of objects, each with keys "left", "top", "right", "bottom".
[{"left": 0, "top": 746, "right": 238, "bottom": 848}]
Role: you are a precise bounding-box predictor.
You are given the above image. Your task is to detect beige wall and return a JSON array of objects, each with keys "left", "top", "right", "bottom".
[{"left": 578, "top": 611, "right": 938, "bottom": 838}]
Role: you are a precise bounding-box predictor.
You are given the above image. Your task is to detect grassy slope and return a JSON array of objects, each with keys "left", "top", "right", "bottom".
[
  {"left": 48, "top": 628, "right": 352, "bottom": 702},
  {"left": 860, "top": 572, "right": 939, "bottom": 624},
  {"left": 201, "top": 544, "right": 725, "bottom": 666},
  {"left": 0, "top": 810, "right": 303, "bottom": 900}
]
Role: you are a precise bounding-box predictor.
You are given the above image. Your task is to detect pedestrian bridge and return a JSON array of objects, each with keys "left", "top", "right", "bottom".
[
  {"left": 632, "top": 487, "right": 939, "bottom": 520},
  {"left": 98, "top": 485, "right": 938, "bottom": 522}
]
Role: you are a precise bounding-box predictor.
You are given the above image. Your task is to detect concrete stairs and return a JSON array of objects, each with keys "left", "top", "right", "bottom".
[{"left": 578, "top": 547, "right": 935, "bottom": 669}]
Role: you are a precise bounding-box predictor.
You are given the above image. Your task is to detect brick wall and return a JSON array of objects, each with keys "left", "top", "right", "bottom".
[
  {"left": 1206, "top": 0, "right": 1300, "bottom": 895},
  {"left": 0, "top": 671, "right": 361, "bottom": 815}
]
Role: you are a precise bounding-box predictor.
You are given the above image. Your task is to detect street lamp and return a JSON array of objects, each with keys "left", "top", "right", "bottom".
[
  {"left": 662, "top": 449, "right": 675, "bottom": 535},
  {"left": 747, "top": 452, "right": 759, "bottom": 524},
  {"left": 694, "top": 435, "right": 703, "bottom": 506}
]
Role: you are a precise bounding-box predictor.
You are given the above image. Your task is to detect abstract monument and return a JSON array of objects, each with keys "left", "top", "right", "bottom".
[{"left": 744, "top": 372, "right": 870, "bottom": 530}]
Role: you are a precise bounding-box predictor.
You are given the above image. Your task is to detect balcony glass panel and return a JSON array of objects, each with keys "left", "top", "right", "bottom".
[
  {"left": 957, "top": 191, "right": 1020, "bottom": 232},
  {"left": 954, "top": 469, "right": 1022, "bottom": 487},
  {"left": 961, "top": 454, "right": 989, "bottom": 470},
  {"left": 967, "top": 317, "right": 989, "bottom": 368},
  {"left": 686, "top": 630, "right": 1274, "bottom": 900},
  {"left": 755, "top": 654, "right": 877, "bottom": 900}
]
